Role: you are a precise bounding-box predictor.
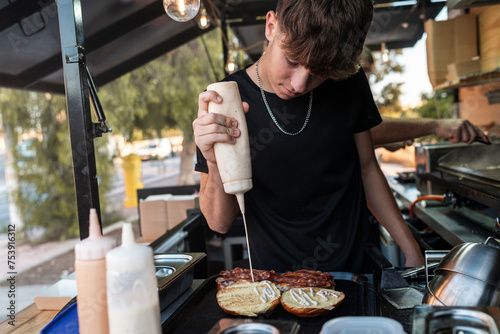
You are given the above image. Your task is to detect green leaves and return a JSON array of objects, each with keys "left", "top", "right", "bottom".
[{"left": 100, "top": 29, "right": 225, "bottom": 146}]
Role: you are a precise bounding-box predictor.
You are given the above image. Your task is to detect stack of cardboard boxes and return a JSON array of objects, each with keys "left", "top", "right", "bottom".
[
  {"left": 425, "top": 5, "right": 500, "bottom": 88},
  {"left": 139, "top": 193, "right": 199, "bottom": 243},
  {"left": 425, "top": 14, "right": 479, "bottom": 88}
]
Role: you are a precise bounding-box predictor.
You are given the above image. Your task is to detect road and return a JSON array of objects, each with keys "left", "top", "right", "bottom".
[
  {"left": 0, "top": 153, "right": 8, "bottom": 230},
  {"left": 0, "top": 154, "right": 195, "bottom": 230},
  {"left": 107, "top": 156, "right": 186, "bottom": 215}
]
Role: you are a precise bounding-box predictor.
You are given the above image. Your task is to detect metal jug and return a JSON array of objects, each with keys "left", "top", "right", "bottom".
[{"left": 423, "top": 237, "right": 500, "bottom": 307}]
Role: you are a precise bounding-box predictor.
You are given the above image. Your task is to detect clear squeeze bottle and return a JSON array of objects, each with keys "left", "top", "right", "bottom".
[
  {"left": 75, "top": 208, "right": 116, "bottom": 334},
  {"left": 106, "top": 223, "right": 161, "bottom": 334},
  {"left": 207, "top": 81, "right": 255, "bottom": 279}
]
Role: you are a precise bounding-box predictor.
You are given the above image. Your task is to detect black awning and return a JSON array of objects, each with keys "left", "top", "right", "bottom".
[{"left": 0, "top": 0, "right": 446, "bottom": 93}]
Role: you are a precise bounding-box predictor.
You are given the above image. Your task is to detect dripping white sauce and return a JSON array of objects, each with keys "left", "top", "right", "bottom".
[{"left": 236, "top": 194, "right": 254, "bottom": 282}]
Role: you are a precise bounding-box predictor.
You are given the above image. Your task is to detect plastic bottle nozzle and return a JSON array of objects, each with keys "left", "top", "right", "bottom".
[
  {"left": 121, "top": 223, "right": 136, "bottom": 247},
  {"left": 88, "top": 208, "right": 102, "bottom": 238},
  {"left": 236, "top": 193, "right": 245, "bottom": 215}
]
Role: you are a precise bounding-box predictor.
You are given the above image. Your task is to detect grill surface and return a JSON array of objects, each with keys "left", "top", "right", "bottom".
[{"left": 163, "top": 272, "right": 374, "bottom": 334}]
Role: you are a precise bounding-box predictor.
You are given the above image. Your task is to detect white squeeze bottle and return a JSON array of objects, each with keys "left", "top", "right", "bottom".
[
  {"left": 207, "top": 81, "right": 255, "bottom": 279},
  {"left": 75, "top": 208, "right": 116, "bottom": 334},
  {"left": 106, "top": 223, "right": 161, "bottom": 334}
]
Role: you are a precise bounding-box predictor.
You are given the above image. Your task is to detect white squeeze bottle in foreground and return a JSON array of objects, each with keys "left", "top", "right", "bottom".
[
  {"left": 207, "top": 81, "right": 255, "bottom": 280},
  {"left": 75, "top": 208, "right": 116, "bottom": 334},
  {"left": 106, "top": 223, "right": 161, "bottom": 334}
]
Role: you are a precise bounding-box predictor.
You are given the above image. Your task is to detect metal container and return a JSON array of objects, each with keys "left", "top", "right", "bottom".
[
  {"left": 207, "top": 319, "right": 299, "bottom": 334},
  {"left": 426, "top": 308, "right": 499, "bottom": 334},
  {"left": 221, "top": 323, "right": 280, "bottom": 334},
  {"left": 154, "top": 252, "right": 205, "bottom": 310},
  {"left": 423, "top": 237, "right": 500, "bottom": 306},
  {"left": 412, "top": 305, "right": 500, "bottom": 334}
]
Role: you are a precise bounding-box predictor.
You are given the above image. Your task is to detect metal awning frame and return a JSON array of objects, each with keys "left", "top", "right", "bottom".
[{"left": 57, "top": 0, "right": 101, "bottom": 238}]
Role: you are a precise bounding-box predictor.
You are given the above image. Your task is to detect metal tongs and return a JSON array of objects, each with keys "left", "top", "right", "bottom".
[{"left": 400, "top": 262, "right": 439, "bottom": 279}]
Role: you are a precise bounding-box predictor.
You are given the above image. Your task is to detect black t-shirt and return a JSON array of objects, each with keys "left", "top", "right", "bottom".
[{"left": 195, "top": 68, "right": 382, "bottom": 273}]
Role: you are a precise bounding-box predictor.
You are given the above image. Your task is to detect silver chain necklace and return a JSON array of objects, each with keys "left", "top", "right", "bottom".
[{"left": 255, "top": 58, "right": 313, "bottom": 136}]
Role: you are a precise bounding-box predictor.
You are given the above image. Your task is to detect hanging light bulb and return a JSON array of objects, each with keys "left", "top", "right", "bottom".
[
  {"left": 381, "top": 42, "right": 389, "bottom": 63},
  {"left": 225, "top": 56, "right": 238, "bottom": 74},
  {"left": 197, "top": 7, "right": 211, "bottom": 29},
  {"left": 164, "top": 0, "right": 200, "bottom": 22}
]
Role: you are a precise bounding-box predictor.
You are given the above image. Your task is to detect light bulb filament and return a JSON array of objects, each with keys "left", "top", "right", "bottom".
[{"left": 178, "top": 0, "right": 185, "bottom": 15}]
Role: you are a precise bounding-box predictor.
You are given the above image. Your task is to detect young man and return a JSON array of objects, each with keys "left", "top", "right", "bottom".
[{"left": 193, "top": 0, "right": 424, "bottom": 273}]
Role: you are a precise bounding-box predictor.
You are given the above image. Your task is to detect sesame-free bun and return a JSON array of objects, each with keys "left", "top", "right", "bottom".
[
  {"left": 280, "top": 287, "right": 345, "bottom": 317},
  {"left": 216, "top": 280, "right": 281, "bottom": 317}
]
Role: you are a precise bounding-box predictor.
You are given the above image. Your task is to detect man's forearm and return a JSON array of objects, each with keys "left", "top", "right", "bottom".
[
  {"left": 199, "top": 161, "right": 240, "bottom": 234},
  {"left": 362, "top": 165, "right": 424, "bottom": 266},
  {"left": 372, "top": 117, "right": 437, "bottom": 146}
]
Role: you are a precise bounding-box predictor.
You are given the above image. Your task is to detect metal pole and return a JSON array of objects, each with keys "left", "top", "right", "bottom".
[
  {"left": 56, "top": 0, "right": 101, "bottom": 239},
  {"left": 221, "top": 18, "right": 229, "bottom": 76}
]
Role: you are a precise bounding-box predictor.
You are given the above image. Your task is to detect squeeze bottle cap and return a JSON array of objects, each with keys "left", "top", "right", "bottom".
[
  {"left": 223, "top": 179, "right": 253, "bottom": 195},
  {"left": 75, "top": 208, "right": 116, "bottom": 261},
  {"left": 106, "top": 223, "right": 155, "bottom": 273}
]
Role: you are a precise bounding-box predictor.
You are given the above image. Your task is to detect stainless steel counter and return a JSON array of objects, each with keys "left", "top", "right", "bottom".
[{"left": 387, "top": 176, "right": 496, "bottom": 247}]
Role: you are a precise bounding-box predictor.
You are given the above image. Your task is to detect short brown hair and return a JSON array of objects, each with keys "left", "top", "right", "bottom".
[{"left": 276, "top": 0, "right": 374, "bottom": 79}]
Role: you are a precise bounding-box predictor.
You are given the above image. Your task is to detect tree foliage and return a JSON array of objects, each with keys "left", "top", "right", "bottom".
[
  {"left": 100, "top": 29, "right": 225, "bottom": 184},
  {"left": 0, "top": 90, "right": 115, "bottom": 241},
  {"left": 415, "top": 91, "right": 455, "bottom": 119},
  {"left": 369, "top": 49, "right": 406, "bottom": 115},
  {"left": 100, "top": 29, "right": 224, "bottom": 147},
  {"left": 0, "top": 29, "right": 227, "bottom": 240},
  {"left": 370, "top": 49, "right": 405, "bottom": 84}
]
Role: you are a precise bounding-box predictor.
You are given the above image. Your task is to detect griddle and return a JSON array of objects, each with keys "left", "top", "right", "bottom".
[
  {"left": 437, "top": 143, "right": 500, "bottom": 188},
  {"left": 162, "top": 272, "right": 374, "bottom": 334}
]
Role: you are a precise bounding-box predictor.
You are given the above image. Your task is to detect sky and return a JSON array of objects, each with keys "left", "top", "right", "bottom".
[{"left": 371, "top": 9, "right": 448, "bottom": 108}]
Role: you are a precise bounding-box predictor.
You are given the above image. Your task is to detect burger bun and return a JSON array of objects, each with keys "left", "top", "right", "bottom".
[
  {"left": 216, "top": 280, "right": 281, "bottom": 317},
  {"left": 280, "top": 287, "right": 345, "bottom": 317}
]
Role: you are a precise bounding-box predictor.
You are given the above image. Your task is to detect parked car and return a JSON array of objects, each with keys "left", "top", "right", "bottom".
[{"left": 134, "top": 139, "right": 172, "bottom": 161}]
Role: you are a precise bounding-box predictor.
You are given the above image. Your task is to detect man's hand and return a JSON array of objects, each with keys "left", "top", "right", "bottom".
[{"left": 435, "top": 119, "right": 490, "bottom": 144}]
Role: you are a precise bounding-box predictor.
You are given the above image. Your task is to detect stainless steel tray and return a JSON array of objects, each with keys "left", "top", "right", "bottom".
[{"left": 154, "top": 252, "right": 206, "bottom": 311}]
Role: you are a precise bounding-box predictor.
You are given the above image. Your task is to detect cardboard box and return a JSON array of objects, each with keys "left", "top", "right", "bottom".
[
  {"left": 34, "top": 296, "right": 72, "bottom": 311},
  {"left": 447, "top": 58, "right": 482, "bottom": 82},
  {"left": 453, "top": 15, "right": 478, "bottom": 63},
  {"left": 139, "top": 194, "right": 198, "bottom": 242},
  {"left": 471, "top": 5, "right": 500, "bottom": 73},
  {"left": 34, "top": 279, "right": 77, "bottom": 311},
  {"left": 425, "top": 18, "right": 455, "bottom": 88},
  {"left": 425, "top": 14, "right": 478, "bottom": 88}
]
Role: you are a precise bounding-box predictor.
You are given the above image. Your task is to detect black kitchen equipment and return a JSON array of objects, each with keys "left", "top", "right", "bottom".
[
  {"left": 367, "top": 243, "right": 425, "bottom": 310},
  {"left": 162, "top": 272, "right": 374, "bottom": 334}
]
